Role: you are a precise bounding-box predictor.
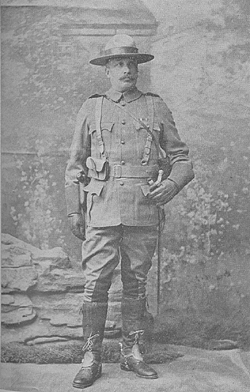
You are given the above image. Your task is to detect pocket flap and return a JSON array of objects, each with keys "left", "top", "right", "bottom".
[
  {"left": 89, "top": 122, "right": 114, "bottom": 135},
  {"left": 84, "top": 179, "right": 104, "bottom": 196},
  {"left": 101, "top": 122, "right": 114, "bottom": 132},
  {"left": 86, "top": 156, "right": 107, "bottom": 172}
]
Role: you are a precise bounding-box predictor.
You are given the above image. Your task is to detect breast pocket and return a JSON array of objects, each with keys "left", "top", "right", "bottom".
[{"left": 89, "top": 122, "right": 114, "bottom": 155}]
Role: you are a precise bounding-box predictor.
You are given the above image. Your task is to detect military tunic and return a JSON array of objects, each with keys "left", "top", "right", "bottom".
[{"left": 65, "top": 87, "right": 194, "bottom": 227}]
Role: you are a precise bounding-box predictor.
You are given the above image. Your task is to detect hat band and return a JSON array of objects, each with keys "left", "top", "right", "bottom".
[{"left": 102, "top": 46, "right": 139, "bottom": 56}]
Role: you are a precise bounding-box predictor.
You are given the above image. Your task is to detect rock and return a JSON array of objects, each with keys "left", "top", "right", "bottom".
[
  {"left": 34, "top": 269, "right": 84, "bottom": 292},
  {"left": 1, "top": 234, "right": 74, "bottom": 293},
  {"left": 26, "top": 337, "right": 69, "bottom": 345},
  {"left": 1, "top": 307, "right": 37, "bottom": 326},
  {"left": 1, "top": 294, "right": 36, "bottom": 326},
  {"left": 208, "top": 339, "right": 239, "bottom": 350},
  {"left": 48, "top": 315, "right": 68, "bottom": 327},
  {"left": 2, "top": 233, "right": 71, "bottom": 270},
  {"left": 31, "top": 293, "right": 83, "bottom": 328},
  {"left": 1, "top": 318, "right": 83, "bottom": 345},
  {"left": 48, "top": 313, "right": 82, "bottom": 328},
  {"left": 2, "top": 267, "right": 38, "bottom": 292},
  {"left": 1, "top": 246, "right": 32, "bottom": 268},
  {"left": 0, "top": 235, "right": 122, "bottom": 348},
  {"left": 1, "top": 294, "right": 15, "bottom": 306},
  {"left": 2, "top": 233, "right": 41, "bottom": 254},
  {"left": 31, "top": 292, "right": 83, "bottom": 311},
  {"left": 32, "top": 247, "right": 71, "bottom": 270},
  {"left": 67, "top": 316, "right": 82, "bottom": 328},
  {"left": 2, "top": 294, "right": 33, "bottom": 310}
]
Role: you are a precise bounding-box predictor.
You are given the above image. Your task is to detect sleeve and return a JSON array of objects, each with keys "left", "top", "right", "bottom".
[
  {"left": 65, "top": 101, "right": 91, "bottom": 216},
  {"left": 157, "top": 97, "right": 195, "bottom": 190}
]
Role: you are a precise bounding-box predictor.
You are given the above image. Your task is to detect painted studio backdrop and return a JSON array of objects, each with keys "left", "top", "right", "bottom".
[{"left": 1, "top": 0, "right": 250, "bottom": 360}]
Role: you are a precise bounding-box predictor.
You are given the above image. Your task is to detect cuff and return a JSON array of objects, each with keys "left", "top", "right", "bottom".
[{"left": 168, "top": 161, "right": 194, "bottom": 191}]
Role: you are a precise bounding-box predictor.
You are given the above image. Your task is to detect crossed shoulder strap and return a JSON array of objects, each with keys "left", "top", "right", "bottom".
[
  {"left": 94, "top": 96, "right": 108, "bottom": 158},
  {"left": 94, "top": 93, "right": 164, "bottom": 162},
  {"left": 141, "top": 94, "right": 154, "bottom": 165},
  {"left": 145, "top": 94, "right": 154, "bottom": 132}
]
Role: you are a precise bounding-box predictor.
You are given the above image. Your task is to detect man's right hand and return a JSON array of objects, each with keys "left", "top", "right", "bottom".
[{"left": 68, "top": 213, "right": 85, "bottom": 241}]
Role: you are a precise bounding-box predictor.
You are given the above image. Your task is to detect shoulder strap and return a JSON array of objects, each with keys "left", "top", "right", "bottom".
[
  {"left": 105, "top": 95, "right": 165, "bottom": 161},
  {"left": 146, "top": 94, "right": 166, "bottom": 160},
  {"left": 89, "top": 93, "right": 104, "bottom": 99},
  {"left": 145, "top": 92, "right": 160, "bottom": 98},
  {"left": 141, "top": 95, "right": 154, "bottom": 165},
  {"left": 145, "top": 94, "right": 154, "bottom": 133},
  {"left": 95, "top": 96, "right": 107, "bottom": 157}
]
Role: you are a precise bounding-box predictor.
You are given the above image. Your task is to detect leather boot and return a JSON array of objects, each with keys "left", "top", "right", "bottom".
[
  {"left": 120, "top": 297, "right": 158, "bottom": 379},
  {"left": 72, "top": 302, "right": 108, "bottom": 389}
]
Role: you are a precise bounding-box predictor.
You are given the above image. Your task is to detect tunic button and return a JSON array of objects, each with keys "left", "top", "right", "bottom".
[
  {"left": 121, "top": 101, "right": 126, "bottom": 106},
  {"left": 120, "top": 181, "right": 124, "bottom": 186},
  {"left": 121, "top": 120, "right": 126, "bottom": 124},
  {"left": 121, "top": 161, "right": 125, "bottom": 165}
]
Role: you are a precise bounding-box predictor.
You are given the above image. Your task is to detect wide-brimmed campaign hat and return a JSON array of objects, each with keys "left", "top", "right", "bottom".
[{"left": 89, "top": 34, "right": 154, "bottom": 66}]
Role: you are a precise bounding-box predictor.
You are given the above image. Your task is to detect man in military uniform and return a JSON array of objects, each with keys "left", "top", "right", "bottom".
[{"left": 65, "top": 34, "right": 194, "bottom": 389}]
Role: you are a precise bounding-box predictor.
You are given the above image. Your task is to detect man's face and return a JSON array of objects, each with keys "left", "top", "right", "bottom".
[{"left": 105, "top": 57, "right": 138, "bottom": 92}]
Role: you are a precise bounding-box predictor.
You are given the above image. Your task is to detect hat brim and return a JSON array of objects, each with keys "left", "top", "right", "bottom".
[{"left": 89, "top": 53, "right": 154, "bottom": 66}]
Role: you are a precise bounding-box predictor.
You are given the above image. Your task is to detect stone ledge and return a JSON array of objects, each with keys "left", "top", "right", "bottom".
[{"left": 2, "top": 307, "right": 37, "bottom": 326}]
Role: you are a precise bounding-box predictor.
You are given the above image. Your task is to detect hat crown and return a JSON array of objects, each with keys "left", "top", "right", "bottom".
[
  {"left": 105, "top": 34, "right": 137, "bottom": 51},
  {"left": 89, "top": 34, "right": 154, "bottom": 66}
]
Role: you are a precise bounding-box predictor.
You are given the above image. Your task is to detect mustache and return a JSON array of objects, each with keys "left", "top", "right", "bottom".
[{"left": 120, "top": 76, "right": 135, "bottom": 81}]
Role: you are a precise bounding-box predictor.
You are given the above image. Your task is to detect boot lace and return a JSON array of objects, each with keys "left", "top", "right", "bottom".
[
  {"left": 129, "top": 329, "right": 144, "bottom": 344},
  {"left": 82, "top": 333, "right": 99, "bottom": 353}
]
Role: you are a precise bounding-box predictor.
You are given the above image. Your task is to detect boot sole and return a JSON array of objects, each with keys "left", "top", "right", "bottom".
[
  {"left": 120, "top": 364, "right": 158, "bottom": 379},
  {"left": 72, "top": 369, "right": 102, "bottom": 388}
]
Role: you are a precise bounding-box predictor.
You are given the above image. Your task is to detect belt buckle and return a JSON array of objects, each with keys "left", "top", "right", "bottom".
[{"left": 113, "top": 165, "right": 122, "bottom": 178}]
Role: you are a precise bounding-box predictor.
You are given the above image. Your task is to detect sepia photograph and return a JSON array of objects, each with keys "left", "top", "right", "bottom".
[{"left": 1, "top": 0, "right": 250, "bottom": 391}]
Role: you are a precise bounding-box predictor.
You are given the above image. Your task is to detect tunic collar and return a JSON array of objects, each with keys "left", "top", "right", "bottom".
[{"left": 105, "top": 87, "right": 142, "bottom": 103}]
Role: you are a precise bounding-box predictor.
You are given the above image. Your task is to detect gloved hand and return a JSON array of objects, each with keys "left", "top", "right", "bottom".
[
  {"left": 148, "top": 178, "right": 179, "bottom": 206},
  {"left": 68, "top": 213, "right": 85, "bottom": 241}
]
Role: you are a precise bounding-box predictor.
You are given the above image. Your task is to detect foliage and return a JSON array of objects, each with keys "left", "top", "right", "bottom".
[
  {"left": 2, "top": 9, "right": 94, "bottom": 115},
  {"left": 162, "top": 154, "right": 248, "bottom": 266},
  {"left": 10, "top": 141, "right": 66, "bottom": 250}
]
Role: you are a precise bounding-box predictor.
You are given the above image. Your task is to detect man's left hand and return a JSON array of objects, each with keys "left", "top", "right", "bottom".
[{"left": 148, "top": 179, "right": 179, "bottom": 206}]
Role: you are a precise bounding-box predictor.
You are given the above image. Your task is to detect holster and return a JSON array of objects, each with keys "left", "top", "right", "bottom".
[
  {"left": 86, "top": 156, "right": 109, "bottom": 181},
  {"left": 79, "top": 183, "right": 87, "bottom": 213}
]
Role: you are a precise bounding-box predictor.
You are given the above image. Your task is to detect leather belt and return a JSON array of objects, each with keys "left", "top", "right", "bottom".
[{"left": 109, "top": 164, "right": 159, "bottom": 178}]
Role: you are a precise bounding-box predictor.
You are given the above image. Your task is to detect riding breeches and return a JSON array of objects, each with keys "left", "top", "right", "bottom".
[{"left": 81, "top": 225, "right": 158, "bottom": 302}]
